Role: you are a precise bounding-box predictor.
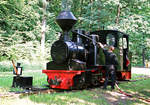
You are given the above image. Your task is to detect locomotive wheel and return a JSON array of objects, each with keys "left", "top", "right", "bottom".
[{"left": 73, "top": 75, "right": 86, "bottom": 89}]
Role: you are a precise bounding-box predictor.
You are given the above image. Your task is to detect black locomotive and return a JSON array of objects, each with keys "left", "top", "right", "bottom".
[{"left": 42, "top": 11, "right": 132, "bottom": 89}]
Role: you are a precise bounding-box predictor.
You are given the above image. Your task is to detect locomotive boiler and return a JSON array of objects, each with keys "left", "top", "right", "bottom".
[{"left": 42, "top": 11, "right": 132, "bottom": 89}]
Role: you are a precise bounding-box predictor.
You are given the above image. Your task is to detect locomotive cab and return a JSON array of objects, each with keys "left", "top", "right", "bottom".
[{"left": 90, "top": 30, "right": 132, "bottom": 80}]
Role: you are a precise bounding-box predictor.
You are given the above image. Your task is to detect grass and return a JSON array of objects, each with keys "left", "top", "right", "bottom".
[
  {"left": 29, "top": 90, "right": 109, "bottom": 105},
  {"left": 119, "top": 78, "right": 150, "bottom": 99},
  {"left": 0, "top": 68, "right": 150, "bottom": 105},
  {"left": 131, "top": 74, "right": 150, "bottom": 80}
]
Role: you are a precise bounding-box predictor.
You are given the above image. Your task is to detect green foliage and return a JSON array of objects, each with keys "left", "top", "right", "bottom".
[
  {"left": 0, "top": 60, "right": 45, "bottom": 72},
  {"left": 0, "top": 0, "right": 149, "bottom": 66},
  {"left": 0, "top": 64, "right": 13, "bottom": 72},
  {"left": 0, "top": 41, "right": 51, "bottom": 61},
  {"left": 0, "top": 0, "right": 58, "bottom": 61},
  {"left": 105, "top": 0, "right": 150, "bottom": 66}
]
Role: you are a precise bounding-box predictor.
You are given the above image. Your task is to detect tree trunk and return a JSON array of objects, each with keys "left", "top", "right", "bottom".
[
  {"left": 41, "top": 0, "right": 47, "bottom": 57},
  {"left": 98, "top": 0, "right": 101, "bottom": 30},
  {"left": 89, "top": 0, "right": 93, "bottom": 30},
  {"left": 116, "top": 4, "right": 120, "bottom": 24},
  {"left": 41, "top": 17, "right": 46, "bottom": 56},
  {"left": 142, "top": 34, "right": 145, "bottom": 67},
  {"left": 80, "top": 0, "right": 83, "bottom": 19},
  {"left": 142, "top": 48, "right": 145, "bottom": 67}
]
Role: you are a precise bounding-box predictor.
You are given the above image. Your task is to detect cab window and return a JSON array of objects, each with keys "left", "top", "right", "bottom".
[
  {"left": 123, "top": 37, "right": 127, "bottom": 49},
  {"left": 106, "top": 34, "right": 115, "bottom": 46}
]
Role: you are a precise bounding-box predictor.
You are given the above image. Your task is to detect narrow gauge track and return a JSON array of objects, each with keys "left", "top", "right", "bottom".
[
  {"left": 18, "top": 86, "right": 100, "bottom": 96},
  {"left": 0, "top": 85, "right": 103, "bottom": 98},
  {"left": 1, "top": 76, "right": 150, "bottom": 103},
  {"left": 117, "top": 75, "right": 150, "bottom": 83},
  {"left": 0, "top": 87, "right": 63, "bottom": 98}
]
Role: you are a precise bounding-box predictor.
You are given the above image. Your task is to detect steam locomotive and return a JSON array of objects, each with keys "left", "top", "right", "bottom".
[{"left": 42, "top": 11, "right": 132, "bottom": 89}]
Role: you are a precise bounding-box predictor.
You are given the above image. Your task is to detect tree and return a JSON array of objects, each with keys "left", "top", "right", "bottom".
[
  {"left": 41, "top": 0, "right": 48, "bottom": 57},
  {"left": 0, "top": 0, "right": 149, "bottom": 66}
]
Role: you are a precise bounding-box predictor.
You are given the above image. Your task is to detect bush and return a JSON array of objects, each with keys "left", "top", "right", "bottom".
[{"left": 0, "top": 64, "right": 13, "bottom": 72}]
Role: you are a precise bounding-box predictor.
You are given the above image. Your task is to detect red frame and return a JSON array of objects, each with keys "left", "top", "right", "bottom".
[
  {"left": 42, "top": 70, "right": 85, "bottom": 89},
  {"left": 117, "top": 71, "right": 131, "bottom": 80},
  {"left": 42, "top": 68, "right": 131, "bottom": 89}
]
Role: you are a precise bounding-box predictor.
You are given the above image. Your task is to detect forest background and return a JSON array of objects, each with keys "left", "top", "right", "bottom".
[{"left": 0, "top": 0, "right": 150, "bottom": 67}]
